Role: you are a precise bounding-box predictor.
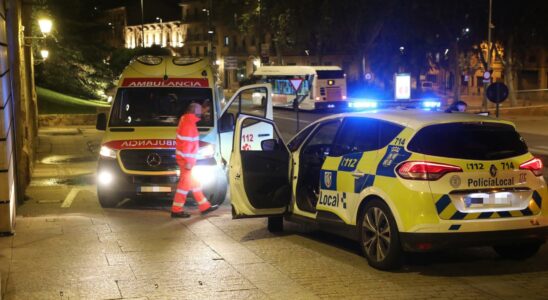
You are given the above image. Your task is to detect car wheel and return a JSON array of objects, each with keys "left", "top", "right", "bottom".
[
  {"left": 97, "top": 189, "right": 120, "bottom": 208},
  {"left": 268, "top": 216, "right": 283, "bottom": 233},
  {"left": 493, "top": 242, "right": 542, "bottom": 260},
  {"left": 208, "top": 184, "right": 227, "bottom": 207},
  {"left": 359, "top": 199, "right": 402, "bottom": 270}
]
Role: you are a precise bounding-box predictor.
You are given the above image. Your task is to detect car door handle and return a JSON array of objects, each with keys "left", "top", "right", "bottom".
[{"left": 351, "top": 171, "right": 365, "bottom": 178}]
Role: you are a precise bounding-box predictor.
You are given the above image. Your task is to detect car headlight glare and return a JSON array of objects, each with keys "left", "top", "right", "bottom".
[
  {"left": 98, "top": 171, "right": 114, "bottom": 186},
  {"left": 198, "top": 144, "right": 215, "bottom": 159},
  {"left": 191, "top": 165, "right": 216, "bottom": 185},
  {"left": 100, "top": 146, "right": 117, "bottom": 159}
]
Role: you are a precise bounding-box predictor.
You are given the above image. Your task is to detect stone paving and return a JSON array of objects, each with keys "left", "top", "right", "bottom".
[{"left": 0, "top": 126, "right": 548, "bottom": 299}]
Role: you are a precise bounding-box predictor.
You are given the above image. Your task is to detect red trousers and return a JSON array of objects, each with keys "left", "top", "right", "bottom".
[{"left": 172, "top": 167, "right": 211, "bottom": 213}]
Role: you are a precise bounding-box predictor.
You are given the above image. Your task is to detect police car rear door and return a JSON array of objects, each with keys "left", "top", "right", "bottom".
[
  {"left": 229, "top": 115, "right": 290, "bottom": 218},
  {"left": 219, "top": 84, "right": 273, "bottom": 164}
]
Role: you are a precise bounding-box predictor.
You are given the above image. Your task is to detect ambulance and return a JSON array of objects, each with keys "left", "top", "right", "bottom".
[
  {"left": 228, "top": 109, "right": 548, "bottom": 270},
  {"left": 96, "top": 56, "right": 273, "bottom": 207}
]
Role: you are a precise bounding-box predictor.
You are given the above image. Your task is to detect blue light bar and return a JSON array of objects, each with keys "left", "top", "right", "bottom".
[
  {"left": 422, "top": 101, "right": 441, "bottom": 109},
  {"left": 349, "top": 100, "right": 378, "bottom": 109}
]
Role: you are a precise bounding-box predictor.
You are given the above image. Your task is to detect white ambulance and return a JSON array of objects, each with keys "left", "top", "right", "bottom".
[{"left": 95, "top": 56, "right": 273, "bottom": 207}]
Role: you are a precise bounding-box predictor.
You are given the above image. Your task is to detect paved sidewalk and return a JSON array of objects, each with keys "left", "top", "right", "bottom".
[{"left": 0, "top": 126, "right": 547, "bottom": 299}]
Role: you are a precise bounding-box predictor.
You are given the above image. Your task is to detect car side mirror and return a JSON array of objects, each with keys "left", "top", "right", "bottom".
[
  {"left": 261, "top": 139, "right": 280, "bottom": 151},
  {"left": 219, "top": 113, "right": 235, "bottom": 133},
  {"left": 96, "top": 113, "right": 107, "bottom": 131}
]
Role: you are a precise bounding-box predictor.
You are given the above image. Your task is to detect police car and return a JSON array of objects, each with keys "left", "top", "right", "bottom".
[{"left": 228, "top": 109, "right": 548, "bottom": 270}]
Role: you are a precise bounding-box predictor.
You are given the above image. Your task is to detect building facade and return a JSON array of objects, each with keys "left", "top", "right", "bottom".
[{"left": 1, "top": 0, "right": 37, "bottom": 234}]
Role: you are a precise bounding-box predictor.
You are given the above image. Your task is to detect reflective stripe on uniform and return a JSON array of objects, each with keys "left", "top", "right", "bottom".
[
  {"left": 177, "top": 134, "right": 199, "bottom": 142},
  {"left": 172, "top": 202, "right": 184, "bottom": 207},
  {"left": 196, "top": 198, "right": 209, "bottom": 205},
  {"left": 176, "top": 189, "right": 189, "bottom": 195},
  {"left": 176, "top": 150, "right": 198, "bottom": 159}
]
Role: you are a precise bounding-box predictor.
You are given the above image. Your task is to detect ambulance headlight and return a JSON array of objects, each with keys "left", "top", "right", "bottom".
[
  {"left": 198, "top": 144, "right": 215, "bottom": 159},
  {"left": 97, "top": 171, "right": 114, "bottom": 186},
  {"left": 192, "top": 165, "right": 216, "bottom": 185},
  {"left": 99, "top": 146, "right": 117, "bottom": 159}
]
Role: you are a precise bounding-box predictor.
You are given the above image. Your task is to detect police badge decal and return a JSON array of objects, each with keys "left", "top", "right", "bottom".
[{"left": 324, "top": 172, "right": 332, "bottom": 189}]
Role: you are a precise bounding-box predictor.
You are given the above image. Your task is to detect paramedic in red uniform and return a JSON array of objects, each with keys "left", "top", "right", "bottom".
[{"left": 171, "top": 103, "right": 218, "bottom": 218}]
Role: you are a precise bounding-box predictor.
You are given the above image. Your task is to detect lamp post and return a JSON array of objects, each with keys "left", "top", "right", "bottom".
[
  {"left": 483, "top": 0, "right": 493, "bottom": 110},
  {"left": 24, "top": 17, "right": 54, "bottom": 63},
  {"left": 203, "top": 0, "right": 214, "bottom": 60}
]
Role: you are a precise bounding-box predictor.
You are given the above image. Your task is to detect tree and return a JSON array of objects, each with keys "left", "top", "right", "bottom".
[{"left": 491, "top": 0, "right": 548, "bottom": 106}]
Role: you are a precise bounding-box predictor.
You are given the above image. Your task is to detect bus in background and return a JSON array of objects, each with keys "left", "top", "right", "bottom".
[{"left": 252, "top": 66, "right": 347, "bottom": 111}]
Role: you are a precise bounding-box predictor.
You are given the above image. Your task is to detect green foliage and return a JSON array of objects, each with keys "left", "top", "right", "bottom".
[{"left": 33, "top": 0, "right": 114, "bottom": 100}]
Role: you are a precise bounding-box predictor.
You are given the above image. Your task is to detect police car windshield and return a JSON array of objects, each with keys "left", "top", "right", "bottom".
[{"left": 109, "top": 88, "right": 214, "bottom": 127}]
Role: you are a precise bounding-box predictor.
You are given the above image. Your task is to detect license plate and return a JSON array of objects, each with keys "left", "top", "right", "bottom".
[
  {"left": 464, "top": 192, "right": 512, "bottom": 208},
  {"left": 140, "top": 186, "right": 172, "bottom": 193}
]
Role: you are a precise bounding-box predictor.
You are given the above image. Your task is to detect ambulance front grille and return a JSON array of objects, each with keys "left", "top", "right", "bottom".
[{"left": 119, "top": 149, "right": 177, "bottom": 172}]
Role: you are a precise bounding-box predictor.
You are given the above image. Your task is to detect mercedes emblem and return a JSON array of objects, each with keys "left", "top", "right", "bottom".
[{"left": 146, "top": 153, "right": 162, "bottom": 167}]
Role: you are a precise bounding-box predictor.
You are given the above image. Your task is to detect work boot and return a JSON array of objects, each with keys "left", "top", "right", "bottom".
[
  {"left": 201, "top": 205, "right": 219, "bottom": 215},
  {"left": 171, "top": 211, "right": 191, "bottom": 218}
]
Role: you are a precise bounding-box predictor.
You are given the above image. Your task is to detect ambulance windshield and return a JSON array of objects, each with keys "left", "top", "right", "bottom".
[{"left": 109, "top": 88, "right": 214, "bottom": 127}]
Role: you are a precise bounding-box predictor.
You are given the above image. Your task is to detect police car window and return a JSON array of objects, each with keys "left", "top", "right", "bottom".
[
  {"left": 226, "top": 87, "right": 268, "bottom": 119},
  {"left": 335, "top": 118, "right": 379, "bottom": 154},
  {"left": 109, "top": 88, "right": 214, "bottom": 127},
  {"left": 287, "top": 124, "right": 317, "bottom": 152},
  {"left": 379, "top": 121, "right": 404, "bottom": 148},
  {"left": 305, "top": 120, "right": 341, "bottom": 147},
  {"left": 408, "top": 122, "right": 528, "bottom": 160},
  {"left": 335, "top": 118, "right": 404, "bottom": 155}
]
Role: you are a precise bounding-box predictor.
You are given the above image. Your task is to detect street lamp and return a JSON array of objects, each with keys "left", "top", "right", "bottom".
[
  {"left": 24, "top": 18, "right": 55, "bottom": 63},
  {"left": 38, "top": 19, "right": 53, "bottom": 35},
  {"left": 156, "top": 17, "right": 163, "bottom": 23},
  {"left": 40, "top": 49, "right": 49, "bottom": 60}
]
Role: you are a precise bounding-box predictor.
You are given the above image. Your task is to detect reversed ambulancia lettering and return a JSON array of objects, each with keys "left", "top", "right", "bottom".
[
  {"left": 122, "top": 78, "right": 209, "bottom": 88},
  {"left": 115, "top": 139, "right": 176, "bottom": 149}
]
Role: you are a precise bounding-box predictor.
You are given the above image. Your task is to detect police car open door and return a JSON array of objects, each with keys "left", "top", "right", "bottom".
[
  {"left": 219, "top": 84, "right": 273, "bottom": 164},
  {"left": 229, "top": 115, "right": 291, "bottom": 218}
]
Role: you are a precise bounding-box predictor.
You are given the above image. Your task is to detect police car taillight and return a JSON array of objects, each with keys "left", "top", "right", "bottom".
[
  {"left": 520, "top": 158, "right": 543, "bottom": 176},
  {"left": 397, "top": 161, "right": 462, "bottom": 180}
]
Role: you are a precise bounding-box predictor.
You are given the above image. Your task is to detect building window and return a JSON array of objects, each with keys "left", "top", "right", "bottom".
[
  {"left": 204, "top": 46, "right": 208, "bottom": 56},
  {"left": 224, "top": 36, "right": 229, "bottom": 46},
  {"left": 196, "top": 46, "right": 200, "bottom": 56}
]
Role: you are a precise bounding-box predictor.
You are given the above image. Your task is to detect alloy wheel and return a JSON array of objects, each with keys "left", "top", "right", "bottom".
[{"left": 362, "top": 207, "right": 391, "bottom": 262}]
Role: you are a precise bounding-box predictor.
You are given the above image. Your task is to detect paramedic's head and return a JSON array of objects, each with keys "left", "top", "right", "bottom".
[{"left": 187, "top": 102, "right": 202, "bottom": 119}]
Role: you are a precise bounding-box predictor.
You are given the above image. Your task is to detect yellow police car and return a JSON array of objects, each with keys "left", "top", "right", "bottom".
[{"left": 228, "top": 109, "right": 548, "bottom": 270}]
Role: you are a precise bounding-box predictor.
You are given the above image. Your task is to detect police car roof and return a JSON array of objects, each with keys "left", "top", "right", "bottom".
[{"left": 319, "top": 109, "right": 514, "bottom": 130}]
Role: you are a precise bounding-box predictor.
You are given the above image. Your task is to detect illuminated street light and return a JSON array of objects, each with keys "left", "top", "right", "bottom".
[
  {"left": 38, "top": 19, "right": 53, "bottom": 35},
  {"left": 40, "top": 49, "right": 49, "bottom": 60}
]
